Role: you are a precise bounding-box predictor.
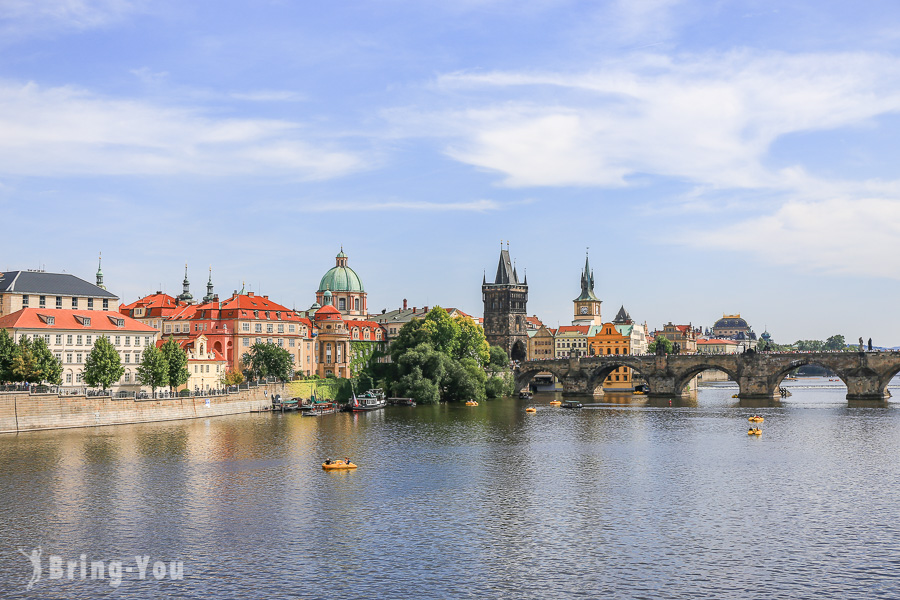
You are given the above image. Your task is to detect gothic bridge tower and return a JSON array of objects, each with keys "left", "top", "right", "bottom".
[{"left": 482, "top": 245, "right": 528, "bottom": 361}]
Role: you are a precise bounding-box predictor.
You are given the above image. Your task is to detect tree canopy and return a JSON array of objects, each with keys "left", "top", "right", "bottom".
[
  {"left": 386, "top": 307, "right": 505, "bottom": 404},
  {"left": 10, "top": 335, "right": 61, "bottom": 385},
  {"left": 136, "top": 343, "right": 169, "bottom": 393},
  {"left": 160, "top": 337, "right": 190, "bottom": 392},
  {"left": 242, "top": 342, "right": 294, "bottom": 380},
  {"left": 0, "top": 329, "right": 15, "bottom": 384},
  {"left": 648, "top": 335, "right": 674, "bottom": 355},
  {"left": 83, "top": 336, "right": 124, "bottom": 389}
]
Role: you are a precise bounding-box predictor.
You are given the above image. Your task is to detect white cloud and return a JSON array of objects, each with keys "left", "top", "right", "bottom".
[
  {"left": 304, "top": 199, "right": 503, "bottom": 212},
  {"left": 686, "top": 195, "right": 900, "bottom": 278},
  {"left": 229, "top": 90, "right": 306, "bottom": 103},
  {"left": 429, "top": 51, "right": 900, "bottom": 189},
  {"left": 0, "top": 0, "right": 141, "bottom": 39},
  {"left": 0, "top": 80, "right": 365, "bottom": 179}
]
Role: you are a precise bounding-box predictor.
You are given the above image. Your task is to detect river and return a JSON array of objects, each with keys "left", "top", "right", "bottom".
[{"left": 2, "top": 378, "right": 899, "bottom": 598}]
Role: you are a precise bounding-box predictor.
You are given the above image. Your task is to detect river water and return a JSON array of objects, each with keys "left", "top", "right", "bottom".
[{"left": 2, "top": 379, "right": 900, "bottom": 599}]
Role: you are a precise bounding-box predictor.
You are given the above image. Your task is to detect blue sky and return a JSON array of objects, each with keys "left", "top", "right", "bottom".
[{"left": 3, "top": 0, "right": 900, "bottom": 344}]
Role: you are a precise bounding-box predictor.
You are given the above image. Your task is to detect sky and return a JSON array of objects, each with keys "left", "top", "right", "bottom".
[{"left": 3, "top": 0, "right": 900, "bottom": 344}]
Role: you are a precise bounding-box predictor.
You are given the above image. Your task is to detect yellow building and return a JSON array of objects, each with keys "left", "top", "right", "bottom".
[
  {"left": 527, "top": 325, "right": 556, "bottom": 360},
  {"left": 587, "top": 307, "right": 649, "bottom": 391}
]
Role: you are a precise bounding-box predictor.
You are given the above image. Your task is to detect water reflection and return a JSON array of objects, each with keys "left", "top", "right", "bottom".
[{"left": 2, "top": 381, "right": 900, "bottom": 598}]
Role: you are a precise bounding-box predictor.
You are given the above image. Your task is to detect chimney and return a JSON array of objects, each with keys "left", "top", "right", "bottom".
[
  {"left": 403, "top": 299, "right": 407, "bottom": 310},
  {"left": 424, "top": 306, "right": 428, "bottom": 312},
  {"left": 413, "top": 307, "right": 417, "bottom": 313}
]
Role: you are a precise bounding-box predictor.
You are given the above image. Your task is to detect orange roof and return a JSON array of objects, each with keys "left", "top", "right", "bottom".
[
  {"left": 557, "top": 325, "right": 590, "bottom": 335},
  {"left": 120, "top": 292, "right": 179, "bottom": 312},
  {"left": 698, "top": 338, "right": 738, "bottom": 345},
  {"left": 525, "top": 316, "right": 544, "bottom": 328},
  {"left": 0, "top": 308, "right": 158, "bottom": 333}
]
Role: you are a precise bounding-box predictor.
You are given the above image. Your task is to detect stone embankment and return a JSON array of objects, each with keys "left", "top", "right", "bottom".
[{"left": 0, "top": 384, "right": 285, "bottom": 434}]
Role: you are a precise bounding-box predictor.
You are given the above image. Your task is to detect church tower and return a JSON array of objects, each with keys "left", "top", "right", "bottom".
[
  {"left": 203, "top": 266, "right": 216, "bottom": 303},
  {"left": 572, "top": 251, "right": 602, "bottom": 326},
  {"left": 178, "top": 263, "right": 194, "bottom": 304},
  {"left": 482, "top": 244, "right": 528, "bottom": 361},
  {"left": 95, "top": 253, "right": 106, "bottom": 290}
]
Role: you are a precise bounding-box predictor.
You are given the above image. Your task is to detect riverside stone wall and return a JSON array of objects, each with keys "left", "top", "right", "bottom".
[{"left": 0, "top": 383, "right": 287, "bottom": 434}]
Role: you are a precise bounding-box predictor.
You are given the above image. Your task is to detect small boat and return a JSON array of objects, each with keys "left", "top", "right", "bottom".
[
  {"left": 303, "top": 401, "right": 337, "bottom": 416},
  {"left": 525, "top": 407, "right": 536, "bottom": 413},
  {"left": 561, "top": 401, "right": 583, "bottom": 409},
  {"left": 350, "top": 389, "right": 387, "bottom": 412},
  {"left": 748, "top": 416, "right": 764, "bottom": 423},
  {"left": 747, "top": 428, "right": 762, "bottom": 436},
  {"left": 518, "top": 390, "right": 533, "bottom": 399},
  {"left": 549, "top": 400, "right": 562, "bottom": 406},
  {"left": 272, "top": 395, "right": 300, "bottom": 412},
  {"left": 784, "top": 376, "right": 798, "bottom": 381},
  {"left": 465, "top": 400, "right": 478, "bottom": 406},
  {"left": 732, "top": 394, "right": 740, "bottom": 398},
  {"left": 388, "top": 397, "right": 416, "bottom": 406},
  {"left": 322, "top": 460, "right": 357, "bottom": 470}
]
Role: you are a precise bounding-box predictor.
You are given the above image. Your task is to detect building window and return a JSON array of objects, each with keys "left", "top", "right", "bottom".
[
  {"left": 66, "top": 353, "right": 73, "bottom": 363},
  {"left": 55, "top": 353, "right": 61, "bottom": 362},
  {"left": 255, "top": 323, "right": 262, "bottom": 333},
  {"left": 289, "top": 339, "right": 295, "bottom": 347},
  {"left": 56, "top": 296, "right": 62, "bottom": 309},
  {"left": 164, "top": 325, "right": 171, "bottom": 333},
  {"left": 144, "top": 337, "right": 149, "bottom": 346},
  {"left": 76, "top": 335, "right": 82, "bottom": 345},
  {"left": 325, "top": 343, "right": 332, "bottom": 364},
  {"left": 87, "top": 298, "right": 93, "bottom": 310},
  {"left": 22, "top": 295, "right": 29, "bottom": 307},
  {"left": 39, "top": 296, "right": 46, "bottom": 308},
  {"left": 115, "top": 336, "right": 121, "bottom": 345},
  {"left": 124, "top": 372, "right": 130, "bottom": 383},
  {"left": 103, "top": 299, "right": 109, "bottom": 310},
  {"left": 289, "top": 324, "right": 295, "bottom": 333},
  {"left": 354, "top": 298, "right": 360, "bottom": 311},
  {"left": 76, "top": 353, "right": 82, "bottom": 363},
  {"left": 86, "top": 335, "right": 92, "bottom": 345},
  {"left": 44, "top": 334, "right": 50, "bottom": 344},
  {"left": 72, "top": 297, "right": 78, "bottom": 309},
  {"left": 66, "top": 373, "right": 72, "bottom": 383},
  {"left": 243, "top": 338, "right": 249, "bottom": 347},
  {"left": 256, "top": 338, "right": 261, "bottom": 345},
  {"left": 242, "top": 322, "right": 250, "bottom": 332},
  {"left": 277, "top": 324, "right": 284, "bottom": 333},
  {"left": 125, "top": 336, "right": 131, "bottom": 346},
  {"left": 66, "top": 335, "right": 73, "bottom": 345},
  {"left": 267, "top": 324, "right": 273, "bottom": 333},
  {"left": 278, "top": 338, "right": 284, "bottom": 347},
  {"left": 338, "top": 298, "right": 346, "bottom": 310},
  {"left": 134, "top": 352, "right": 140, "bottom": 362},
  {"left": 125, "top": 354, "right": 130, "bottom": 363},
  {"left": 55, "top": 334, "right": 62, "bottom": 345}
]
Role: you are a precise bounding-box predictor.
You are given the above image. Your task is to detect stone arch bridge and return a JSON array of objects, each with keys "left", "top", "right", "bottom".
[{"left": 515, "top": 352, "right": 900, "bottom": 401}]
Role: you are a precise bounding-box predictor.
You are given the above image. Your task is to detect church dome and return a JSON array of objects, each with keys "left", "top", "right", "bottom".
[
  {"left": 714, "top": 315, "right": 748, "bottom": 329},
  {"left": 318, "top": 250, "right": 364, "bottom": 293}
]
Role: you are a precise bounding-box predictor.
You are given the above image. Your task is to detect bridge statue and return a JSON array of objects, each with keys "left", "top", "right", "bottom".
[{"left": 514, "top": 351, "right": 899, "bottom": 403}]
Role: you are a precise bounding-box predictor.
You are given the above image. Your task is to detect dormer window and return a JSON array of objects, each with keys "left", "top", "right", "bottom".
[
  {"left": 37, "top": 314, "right": 55, "bottom": 325},
  {"left": 74, "top": 314, "right": 91, "bottom": 327}
]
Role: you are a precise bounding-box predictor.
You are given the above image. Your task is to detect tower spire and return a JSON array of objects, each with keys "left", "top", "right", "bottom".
[
  {"left": 178, "top": 263, "right": 194, "bottom": 304},
  {"left": 203, "top": 265, "right": 215, "bottom": 303},
  {"left": 96, "top": 252, "right": 106, "bottom": 289}
]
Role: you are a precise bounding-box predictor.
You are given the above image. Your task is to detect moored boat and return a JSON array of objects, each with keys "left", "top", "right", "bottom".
[
  {"left": 561, "top": 401, "right": 583, "bottom": 409},
  {"left": 303, "top": 401, "right": 338, "bottom": 416},
  {"left": 350, "top": 388, "right": 387, "bottom": 412},
  {"left": 518, "top": 390, "right": 533, "bottom": 399}
]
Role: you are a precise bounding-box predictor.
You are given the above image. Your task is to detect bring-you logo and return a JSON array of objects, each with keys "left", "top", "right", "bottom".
[{"left": 18, "top": 546, "right": 184, "bottom": 590}]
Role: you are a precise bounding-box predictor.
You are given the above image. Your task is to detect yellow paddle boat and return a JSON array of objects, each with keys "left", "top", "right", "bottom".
[
  {"left": 549, "top": 400, "right": 562, "bottom": 406},
  {"left": 322, "top": 460, "right": 357, "bottom": 470},
  {"left": 748, "top": 416, "right": 764, "bottom": 423},
  {"left": 747, "top": 428, "right": 762, "bottom": 436},
  {"left": 731, "top": 394, "right": 740, "bottom": 398},
  {"left": 525, "top": 407, "right": 536, "bottom": 413},
  {"left": 465, "top": 400, "right": 478, "bottom": 406}
]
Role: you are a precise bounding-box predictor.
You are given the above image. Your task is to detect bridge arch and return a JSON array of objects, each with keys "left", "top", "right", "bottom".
[
  {"left": 585, "top": 361, "right": 650, "bottom": 395},
  {"left": 514, "top": 364, "right": 568, "bottom": 393},
  {"left": 770, "top": 359, "right": 849, "bottom": 394},
  {"left": 672, "top": 363, "right": 740, "bottom": 395}
]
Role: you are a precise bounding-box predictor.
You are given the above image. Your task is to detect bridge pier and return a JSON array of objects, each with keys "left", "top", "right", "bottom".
[
  {"left": 736, "top": 375, "right": 780, "bottom": 401},
  {"left": 844, "top": 376, "right": 890, "bottom": 401}
]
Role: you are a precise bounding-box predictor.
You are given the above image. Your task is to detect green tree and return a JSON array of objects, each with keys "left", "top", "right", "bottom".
[
  {"left": 455, "top": 316, "right": 490, "bottom": 365},
  {"left": 795, "top": 339, "right": 824, "bottom": 352},
  {"left": 221, "top": 368, "right": 244, "bottom": 386},
  {"left": 11, "top": 335, "right": 61, "bottom": 385},
  {"left": 136, "top": 343, "right": 169, "bottom": 395},
  {"left": 83, "top": 336, "right": 124, "bottom": 390},
  {"left": 0, "top": 329, "right": 15, "bottom": 384},
  {"left": 160, "top": 338, "right": 190, "bottom": 392},
  {"left": 488, "top": 346, "right": 510, "bottom": 372},
  {"left": 823, "top": 335, "right": 847, "bottom": 352},
  {"left": 485, "top": 373, "right": 514, "bottom": 398},
  {"left": 648, "top": 335, "right": 674, "bottom": 355},
  {"left": 244, "top": 343, "right": 294, "bottom": 380}
]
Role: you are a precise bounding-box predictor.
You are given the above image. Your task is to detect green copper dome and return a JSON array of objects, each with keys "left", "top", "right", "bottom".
[{"left": 318, "top": 250, "right": 364, "bottom": 293}]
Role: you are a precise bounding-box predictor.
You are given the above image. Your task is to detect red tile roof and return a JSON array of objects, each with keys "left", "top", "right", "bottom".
[
  {"left": 557, "top": 325, "right": 590, "bottom": 334},
  {"left": 0, "top": 308, "right": 158, "bottom": 333}
]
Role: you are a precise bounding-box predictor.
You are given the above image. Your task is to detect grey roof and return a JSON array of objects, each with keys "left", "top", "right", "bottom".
[
  {"left": 0, "top": 271, "right": 118, "bottom": 299},
  {"left": 613, "top": 305, "right": 632, "bottom": 324},
  {"left": 493, "top": 249, "right": 519, "bottom": 285},
  {"left": 573, "top": 253, "right": 600, "bottom": 302}
]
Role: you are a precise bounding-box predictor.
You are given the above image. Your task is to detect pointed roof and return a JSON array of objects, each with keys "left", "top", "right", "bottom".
[
  {"left": 493, "top": 249, "right": 518, "bottom": 285},
  {"left": 613, "top": 305, "right": 632, "bottom": 324},
  {"left": 573, "top": 252, "right": 600, "bottom": 302}
]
